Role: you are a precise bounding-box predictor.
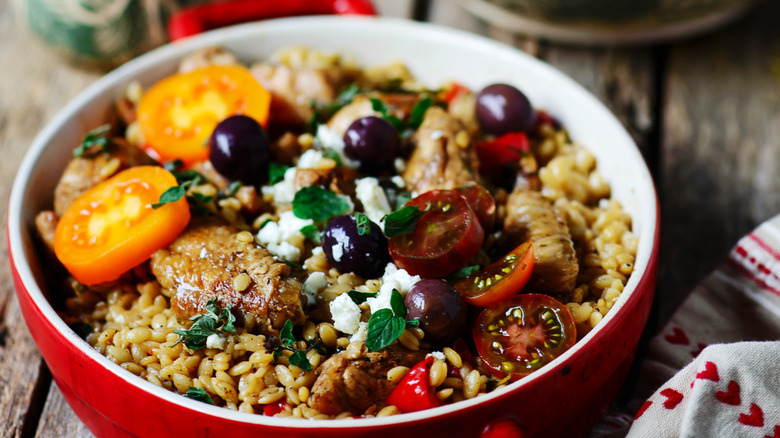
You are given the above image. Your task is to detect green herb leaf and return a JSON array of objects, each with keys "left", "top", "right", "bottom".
[
  {"left": 69, "top": 322, "right": 93, "bottom": 340},
  {"left": 369, "top": 98, "right": 404, "bottom": 131},
  {"left": 225, "top": 180, "right": 241, "bottom": 197},
  {"left": 355, "top": 212, "right": 371, "bottom": 236},
  {"left": 335, "top": 83, "right": 360, "bottom": 106},
  {"left": 322, "top": 148, "right": 343, "bottom": 167},
  {"left": 184, "top": 387, "right": 214, "bottom": 405},
  {"left": 406, "top": 319, "right": 420, "bottom": 327},
  {"left": 73, "top": 124, "right": 111, "bottom": 158},
  {"left": 445, "top": 265, "right": 481, "bottom": 283},
  {"left": 285, "top": 260, "right": 302, "bottom": 269},
  {"left": 280, "top": 320, "right": 295, "bottom": 348},
  {"left": 289, "top": 350, "right": 312, "bottom": 372},
  {"left": 172, "top": 169, "right": 205, "bottom": 185},
  {"left": 347, "top": 289, "right": 378, "bottom": 305},
  {"left": 151, "top": 185, "right": 186, "bottom": 209},
  {"left": 220, "top": 308, "right": 236, "bottom": 333},
  {"left": 390, "top": 289, "right": 407, "bottom": 318},
  {"left": 174, "top": 299, "right": 236, "bottom": 349},
  {"left": 382, "top": 204, "right": 428, "bottom": 237},
  {"left": 394, "top": 191, "right": 412, "bottom": 210},
  {"left": 366, "top": 309, "right": 406, "bottom": 352},
  {"left": 300, "top": 224, "right": 322, "bottom": 244},
  {"left": 292, "top": 186, "right": 350, "bottom": 222},
  {"left": 163, "top": 160, "right": 185, "bottom": 172},
  {"left": 408, "top": 96, "right": 432, "bottom": 129},
  {"left": 269, "top": 162, "right": 291, "bottom": 185}
]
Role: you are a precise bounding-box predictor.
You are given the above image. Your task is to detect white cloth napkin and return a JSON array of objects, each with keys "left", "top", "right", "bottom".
[{"left": 590, "top": 215, "right": 780, "bottom": 438}]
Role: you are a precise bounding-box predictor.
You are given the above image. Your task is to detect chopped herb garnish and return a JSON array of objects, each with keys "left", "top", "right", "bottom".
[
  {"left": 292, "top": 186, "right": 350, "bottom": 222},
  {"left": 369, "top": 98, "right": 404, "bottom": 131},
  {"left": 408, "top": 96, "right": 432, "bottom": 129},
  {"left": 300, "top": 224, "right": 321, "bottom": 244},
  {"left": 284, "top": 260, "right": 302, "bottom": 269},
  {"left": 173, "top": 298, "right": 236, "bottom": 350},
  {"left": 269, "top": 320, "right": 312, "bottom": 371},
  {"left": 445, "top": 265, "right": 481, "bottom": 283},
  {"left": 73, "top": 124, "right": 112, "bottom": 158},
  {"left": 355, "top": 212, "right": 371, "bottom": 236},
  {"left": 394, "top": 191, "right": 413, "bottom": 210},
  {"left": 347, "top": 289, "right": 378, "bottom": 305},
  {"left": 307, "top": 83, "right": 361, "bottom": 133},
  {"left": 171, "top": 169, "right": 205, "bottom": 186},
  {"left": 269, "top": 162, "right": 291, "bottom": 185},
  {"left": 151, "top": 185, "right": 187, "bottom": 209},
  {"left": 184, "top": 387, "right": 214, "bottom": 405},
  {"left": 289, "top": 350, "right": 311, "bottom": 372},
  {"left": 69, "top": 322, "right": 93, "bottom": 340},
  {"left": 382, "top": 204, "right": 428, "bottom": 237},
  {"left": 186, "top": 192, "right": 212, "bottom": 216},
  {"left": 366, "top": 289, "right": 416, "bottom": 352},
  {"left": 322, "top": 148, "right": 343, "bottom": 167},
  {"left": 280, "top": 320, "right": 296, "bottom": 348},
  {"left": 163, "top": 160, "right": 184, "bottom": 172}
]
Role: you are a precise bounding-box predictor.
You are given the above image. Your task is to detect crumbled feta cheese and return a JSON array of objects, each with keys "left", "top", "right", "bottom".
[
  {"left": 366, "top": 263, "right": 421, "bottom": 314},
  {"left": 330, "top": 293, "right": 362, "bottom": 334},
  {"left": 391, "top": 175, "right": 406, "bottom": 189},
  {"left": 394, "top": 157, "right": 406, "bottom": 173},
  {"left": 350, "top": 321, "right": 368, "bottom": 342},
  {"left": 297, "top": 149, "right": 324, "bottom": 169},
  {"left": 261, "top": 167, "right": 297, "bottom": 204},
  {"left": 316, "top": 124, "right": 360, "bottom": 169},
  {"left": 355, "top": 177, "right": 392, "bottom": 225},
  {"left": 430, "top": 129, "right": 444, "bottom": 140},
  {"left": 206, "top": 333, "right": 227, "bottom": 350},
  {"left": 429, "top": 351, "right": 446, "bottom": 361},
  {"left": 256, "top": 211, "right": 312, "bottom": 262},
  {"left": 302, "top": 272, "right": 328, "bottom": 307}
]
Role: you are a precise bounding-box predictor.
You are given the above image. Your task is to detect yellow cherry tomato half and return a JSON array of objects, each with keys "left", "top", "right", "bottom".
[
  {"left": 53, "top": 166, "right": 191, "bottom": 285},
  {"left": 136, "top": 65, "right": 271, "bottom": 165}
]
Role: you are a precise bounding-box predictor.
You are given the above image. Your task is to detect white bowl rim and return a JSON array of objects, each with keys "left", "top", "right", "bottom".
[{"left": 8, "top": 15, "right": 659, "bottom": 430}]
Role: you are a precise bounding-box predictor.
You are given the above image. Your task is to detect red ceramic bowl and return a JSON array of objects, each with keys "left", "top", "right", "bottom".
[{"left": 8, "top": 16, "right": 659, "bottom": 438}]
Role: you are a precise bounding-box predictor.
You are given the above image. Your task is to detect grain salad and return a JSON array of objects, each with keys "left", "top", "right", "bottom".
[{"left": 36, "top": 46, "right": 637, "bottom": 419}]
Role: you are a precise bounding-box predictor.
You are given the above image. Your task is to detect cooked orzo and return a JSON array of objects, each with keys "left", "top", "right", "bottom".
[{"left": 36, "top": 46, "right": 636, "bottom": 419}]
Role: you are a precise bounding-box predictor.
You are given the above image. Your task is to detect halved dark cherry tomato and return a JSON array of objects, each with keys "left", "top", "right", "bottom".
[
  {"left": 476, "top": 132, "right": 530, "bottom": 174},
  {"left": 455, "top": 183, "right": 496, "bottom": 232},
  {"left": 385, "top": 356, "right": 441, "bottom": 413},
  {"left": 454, "top": 242, "right": 534, "bottom": 307},
  {"left": 137, "top": 65, "right": 271, "bottom": 165},
  {"left": 53, "top": 166, "right": 191, "bottom": 285},
  {"left": 473, "top": 294, "right": 576, "bottom": 381},
  {"left": 388, "top": 190, "right": 484, "bottom": 278}
]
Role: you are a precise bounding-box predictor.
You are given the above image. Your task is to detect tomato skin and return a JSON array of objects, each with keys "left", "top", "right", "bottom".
[
  {"left": 455, "top": 183, "right": 496, "bottom": 232},
  {"left": 473, "top": 294, "right": 576, "bottom": 381},
  {"left": 440, "top": 81, "right": 470, "bottom": 103},
  {"left": 53, "top": 166, "right": 191, "bottom": 285},
  {"left": 476, "top": 132, "right": 530, "bottom": 173},
  {"left": 388, "top": 190, "right": 484, "bottom": 278},
  {"left": 385, "top": 356, "right": 441, "bottom": 413},
  {"left": 137, "top": 65, "right": 271, "bottom": 165},
  {"left": 263, "top": 400, "right": 289, "bottom": 416},
  {"left": 454, "top": 242, "right": 534, "bottom": 307}
]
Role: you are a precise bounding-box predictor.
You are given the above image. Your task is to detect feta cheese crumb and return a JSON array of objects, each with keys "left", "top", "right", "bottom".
[
  {"left": 261, "top": 167, "right": 297, "bottom": 204},
  {"left": 302, "top": 272, "right": 328, "bottom": 307},
  {"left": 366, "top": 263, "right": 421, "bottom": 314},
  {"left": 206, "top": 333, "right": 227, "bottom": 350},
  {"left": 330, "top": 293, "right": 362, "bottom": 334},
  {"left": 429, "top": 351, "right": 446, "bottom": 361},
  {"left": 391, "top": 175, "right": 406, "bottom": 189},
  {"left": 350, "top": 321, "right": 368, "bottom": 342},
  {"left": 316, "top": 124, "right": 360, "bottom": 169},
  {"left": 256, "top": 211, "right": 313, "bottom": 262},
  {"left": 355, "top": 177, "right": 392, "bottom": 225},
  {"left": 297, "top": 149, "right": 325, "bottom": 169},
  {"left": 394, "top": 157, "right": 406, "bottom": 173}
]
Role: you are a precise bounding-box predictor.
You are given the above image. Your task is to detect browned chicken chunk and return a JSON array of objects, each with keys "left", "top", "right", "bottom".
[
  {"left": 35, "top": 210, "right": 58, "bottom": 253},
  {"left": 294, "top": 167, "right": 358, "bottom": 196},
  {"left": 503, "top": 190, "right": 578, "bottom": 294},
  {"left": 308, "top": 346, "right": 425, "bottom": 415},
  {"left": 53, "top": 138, "right": 156, "bottom": 217},
  {"left": 403, "top": 107, "right": 480, "bottom": 194},
  {"left": 149, "top": 223, "right": 304, "bottom": 335}
]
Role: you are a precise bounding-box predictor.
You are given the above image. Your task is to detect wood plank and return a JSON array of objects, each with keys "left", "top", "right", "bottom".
[
  {"left": 35, "top": 385, "right": 93, "bottom": 438},
  {"left": 660, "top": 0, "right": 780, "bottom": 320}
]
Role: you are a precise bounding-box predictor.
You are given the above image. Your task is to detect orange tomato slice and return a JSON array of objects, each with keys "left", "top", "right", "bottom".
[
  {"left": 136, "top": 65, "right": 271, "bottom": 165},
  {"left": 53, "top": 166, "right": 191, "bottom": 285}
]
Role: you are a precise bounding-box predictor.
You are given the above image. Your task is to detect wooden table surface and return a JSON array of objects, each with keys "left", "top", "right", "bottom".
[{"left": 2, "top": 0, "right": 779, "bottom": 436}]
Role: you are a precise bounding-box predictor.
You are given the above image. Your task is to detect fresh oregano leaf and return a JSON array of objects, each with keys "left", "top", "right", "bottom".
[
  {"left": 280, "top": 320, "right": 295, "bottom": 348},
  {"left": 366, "top": 308, "right": 406, "bottom": 352},
  {"left": 322, "top": 148, "right": 343, "bottom": 167},
  {"left": 390, "top": 289, "right": 407, "bottom": 318},
  {"left": 347, "top": 289, "right": 378, "bottom": 305},
  {"left": 292, "top": 186, "right": 350, "bottom": 222},
  {"left": 73, "top": 124, "right": 111, "bottom": 158},
  {"left": 445, "top": 265, "right": 481, "bottom": 283},
  {"left": 289, "top": 350, "right": 312, "bottom": 372},
  {"left": 406, "top": 319, "right": 420, "bottom": 327},
  {"left": 369, "top": 98, "right": 403, "bottom": 131},
  {"left": 184, "top": 387, "right": 214, "bottom": 405},
  {"left": 269, "top": 162, "right": 291, "bottom": 185},
  {"left": 408, "top": 96, "right": 432, "bottom": 129},
  {"left": 300, "top": 224, "right": 322, "bottom": 244},
  {"left": 355, "top": 212, "right": 371, "bottom": 236},
  {"left": 382, "top": 204, "right": 428, "bottom": 237},
  {"left": 151, "top": 185, "right": 186, "bottom": 209}
]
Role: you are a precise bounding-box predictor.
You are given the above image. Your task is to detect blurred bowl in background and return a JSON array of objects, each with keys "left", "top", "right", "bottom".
[{"left": 457, "top": 0, "right": 759, "bottom": 45}]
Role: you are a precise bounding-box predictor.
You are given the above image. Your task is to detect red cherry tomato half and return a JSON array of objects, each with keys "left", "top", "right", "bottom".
[
  {"left": 388, "top": 190, "right": 484, "bottom": 278},
  {"left": 455, "top": 183, "right": 497, "bottom": 232},
  {"left": 385, "top": 356, "right": 441, "bottom": 413},
  {"left": 476, "top": 132, "right": 530, "bottom": 173},
  {"left": 454, "top": 241, "right": 534, "bottom": 307},
  {"left": 473, "top": 294, "right": 576, "bottom": 381},
  {"left": 263, "top": 399, "right": 289, "bottom": 416}
]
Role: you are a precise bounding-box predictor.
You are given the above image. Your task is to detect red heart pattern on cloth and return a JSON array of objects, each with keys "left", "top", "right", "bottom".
[
  {"left": 715, "top": 380, "right": 741, "bottom": 405},
  {"left": 634, "top": 401, "right": 652, "bottom": 420},
  {"left": 690, "top": 343, "right": 708, "bottom": 358},
  {"left": 695, "top": 361, "right": 720, "bottom": 382},
  {"left": 665, "top": 327, "right": 690, "bottom": 345},
  {"left": 764, "top": 425, "right": 780, "bottom": 438},
  {"left": 660, "top": 388, "right": 684, "bottom": 409},
  {"left": 739, "top": 403, "right": 764, "bottom": 427}
]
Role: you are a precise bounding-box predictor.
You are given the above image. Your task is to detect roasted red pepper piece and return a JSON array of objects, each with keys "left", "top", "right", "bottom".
[
  {"left": 386, "top": 356, "right": 442, "bottom": 413},
  {"left": 263, "top": 399, "right": 289, "bottom": 416},
  {"left": 476, "top": 132, "right": 530, "bottom": 173}
]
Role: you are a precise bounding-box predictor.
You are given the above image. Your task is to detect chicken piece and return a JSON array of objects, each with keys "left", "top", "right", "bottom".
[
  {"left": 53, "top": 138, "right": 156, "bottom": 217},
  {"left": 251, "top": 62, "right": 351, "bottom": 127},
  {"left": 308, "top": 346, "right": 426, "bottom": 415},
  {"left": 149, "top": 223, "right": 304, "bottom": 334},
  {"left": 403, "top": 106, "right": 480, "bottom": 194},
  {"left": 294, "top": 167, "right": 358, "bottom": 196},
  {"left": 503, "top": 190, "right": 578, "bottom": 294},
  {"left": 447, "top": 88, "right": 480, "bottom": 136},
  {"left": 35, "top": 211, "right": 58, "bottom": 253},
  {"left": 178, "top": 46, "right": 240, "bottom": 73},
  {"left": 190, "top": 160, "right": 230, "bottom": 190},
  {"left": 326, "top": 93, "right": 421, "bottom": 136}
]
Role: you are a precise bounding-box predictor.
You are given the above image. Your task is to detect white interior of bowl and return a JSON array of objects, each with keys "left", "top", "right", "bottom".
[{"left": 8, "top": 16, "right": 658, "bottom": 429}]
